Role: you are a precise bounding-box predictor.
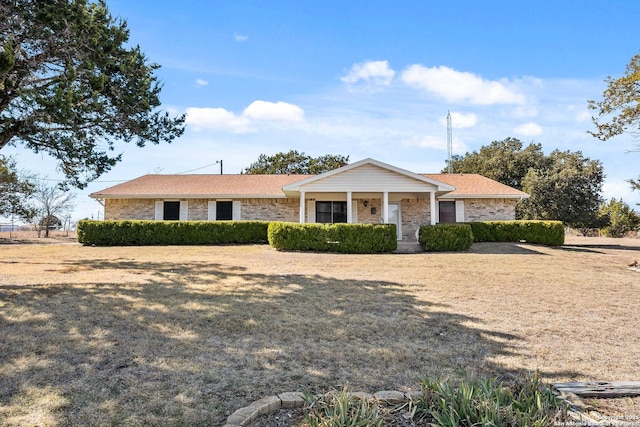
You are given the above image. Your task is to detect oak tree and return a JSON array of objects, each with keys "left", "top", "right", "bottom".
[
  {"left": 244, "top": 150, "right": 349, "bottom": 174},
  {"left": 0, "top": 155, "right": 35, "bottom": 221},
  {"left": 0, "top": 0, "right": 185, "bottom": 188}
]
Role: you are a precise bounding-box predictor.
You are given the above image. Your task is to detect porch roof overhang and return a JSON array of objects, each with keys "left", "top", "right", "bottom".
[{"left": 281, "top": 158, "right": 456, "bottom": 197}]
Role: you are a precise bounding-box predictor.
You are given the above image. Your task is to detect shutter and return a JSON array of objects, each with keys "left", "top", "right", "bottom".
[
  {"left": 307, "top": 201, "right": 316, "bottom": 223},
  {"left": 351, "top": 201, "right": 358, "bottom": 223},
  {"left": 232, "top": 201, "right": 241, "bottom": 220},
  {"left": 208, "top": 201, "right": 216, "bottom": 221},
  {"left": 155, "top": 201, "right": 164, "bottom": 220},
  {"left": 179, "top": 200, "right": 189, "bottom": 220},
  {"left": 455, "top": 200, "right": 465, "bottom": 223}
]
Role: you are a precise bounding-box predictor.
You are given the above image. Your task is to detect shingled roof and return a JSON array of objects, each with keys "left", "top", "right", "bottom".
[
  {"left": 423, "top": 174, "right": 528, "bottom": 198},
  {"left": 90, "top": 174, "right": 307, "bottom": 198},
  {"left": 90, "top": 171, "right": 528, "bottom": 199}
]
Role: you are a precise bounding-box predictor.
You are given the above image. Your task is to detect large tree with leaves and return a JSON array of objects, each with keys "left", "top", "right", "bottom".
[
  {"left": 517, "top": 150, "right": 605, "bottom": 229},
  {"left": 588, "top": 53, "right": 640, "bottom": 192},
  {"left": 244, "top": 150, "right": 349, "bottom": 174},
  {"left": 445, "top": 138, "right": 605, "bottom": 228},
  {"left": 446, "top": 138, "right": 548, "bottom": 190},
  {"left": 0, "top": 155, "right": 35, "bottom": 221},
  {"left": 0, "top": 0, "right": 185, "bottom": 188}
]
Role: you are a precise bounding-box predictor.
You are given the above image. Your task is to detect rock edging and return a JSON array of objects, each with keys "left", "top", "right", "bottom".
[
  {"left": 223, "top": 390, "right": 414, "bottom": 427},
  {"left": 224, "top": 387, "right": 608, "bottom": 427}
]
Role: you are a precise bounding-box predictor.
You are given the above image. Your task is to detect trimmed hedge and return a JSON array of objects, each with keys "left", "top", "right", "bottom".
[
  {"left": 466, "top": 220, "right": 564, "bottom": 246},
  {"left": 77, "top": 220, "right": 269, "bottom": 246},
  {"left": 268, "top": 222, "right": 397, "bottom": 253},
  {"left": 418, "top": 223, "right": 474, "bottom": 252}
]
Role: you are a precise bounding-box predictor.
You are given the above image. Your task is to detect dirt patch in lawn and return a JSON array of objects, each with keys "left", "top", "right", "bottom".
[{"left": 0, "top": 236, "right": 639, "bottom": 426}]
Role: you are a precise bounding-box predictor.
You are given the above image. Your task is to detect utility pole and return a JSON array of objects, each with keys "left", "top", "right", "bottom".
[{"left": 447, "top": 111, "right": 453, "bottom": 174}]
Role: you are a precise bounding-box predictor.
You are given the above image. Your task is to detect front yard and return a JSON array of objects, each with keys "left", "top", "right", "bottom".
[{"left": 0, "top": 236, "right": 638, "bottom": 425}]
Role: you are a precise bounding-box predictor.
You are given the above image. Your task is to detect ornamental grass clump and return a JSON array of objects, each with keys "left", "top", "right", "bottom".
[
  {"left": 301, "top": 387, "right": 384, "bottom": 427},
  {"left": 412, "top": 372, "right": 567, "bottom": 427}
]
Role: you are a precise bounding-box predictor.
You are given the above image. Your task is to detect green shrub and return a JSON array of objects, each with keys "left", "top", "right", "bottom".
[
  {"left": 467, "top": 220, "right": 564, "bottom": 246},
  {"left": 598, "top": 198, "right": 640, "bottom": 237},
  {"left": 418, "top": 224, "right": 473, "bottom": 252},
  {"left": 301, "top": 387, "right": 383, "bottom": 427},
  {"left": 267, "top": 222, "right": 397, "bottom": 253},
  {"left": 413, "top": 372, "right": 567, "bottom": 427},
  {"left": 77, "top": 220, "right": 269, "bottom": 246}
]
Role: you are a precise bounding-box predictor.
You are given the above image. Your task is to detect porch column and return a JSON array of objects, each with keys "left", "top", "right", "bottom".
[
  {"left": 346, "top": 191, "right": 353, "bottom": 223},
  {"left": 382, "top": 191, "right": 389, "bottom": 223},
  {"left": 430, "top": 191, "right": 436, "bottom": 225},
  {"left": 299, "top": 191, "right": 306, "bottom": 223}
]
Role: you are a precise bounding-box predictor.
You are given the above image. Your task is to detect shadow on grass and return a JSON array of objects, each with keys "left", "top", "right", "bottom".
[
  {"left": 561, "top": 243, "right": 640, "bottom": 253},
  {"left": 467, "top": 241, "right": 551, "bottom": 255},
  {"left": 0, "top": 257, "right": 580, "bottom": 426}
]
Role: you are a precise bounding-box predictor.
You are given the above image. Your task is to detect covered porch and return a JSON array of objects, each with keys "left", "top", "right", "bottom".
[{"left": 282, "top": 158, "right": 455, "bottom": 241}]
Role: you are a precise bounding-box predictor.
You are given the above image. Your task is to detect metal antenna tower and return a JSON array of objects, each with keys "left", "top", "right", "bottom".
[{"left": 446, "top": 111, "right": 453, "bottom": 173}]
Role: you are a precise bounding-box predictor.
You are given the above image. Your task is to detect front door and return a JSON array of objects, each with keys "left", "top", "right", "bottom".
[{"left": 388, "top": 203, "right": 402, "bottom": 240}]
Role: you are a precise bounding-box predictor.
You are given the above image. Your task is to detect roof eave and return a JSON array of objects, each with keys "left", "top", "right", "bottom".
[{"left": 91, "top": 193, "right": 289, "bottom": 199}]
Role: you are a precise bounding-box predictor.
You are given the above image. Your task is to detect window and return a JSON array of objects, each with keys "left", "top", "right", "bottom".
[
  {"left": 216, "top": 201, "right": 233, "bottom": 220},
  {"left": 316, "top": 201, "right": 347, "bottom": 224},
  {"left": 163, "top": 201, "right": 180, "bottom": 220},
  {"left": 439, "top": 201, "right": 456, "bottom": 223}
]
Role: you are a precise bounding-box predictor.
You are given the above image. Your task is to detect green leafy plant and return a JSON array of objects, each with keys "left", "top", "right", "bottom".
[
  {"left": 418, "top": 223, "right": 474, "bottom": 251},
  {"left": 301, "top": 387, "right": 383, "bottom": 427},
  {"left": 598, "top": 198, "right": 640, "bottom": 237},
  {"left": 413, "top": 372, "right": 567, "bottom": 427},
  {"left": 268, "top": 222, "right": 397, "bottom": 253},
  {"left": 466, "top": 220, "right": 565, "bottom": 246},
  {"left": 77, "top": 220, "right": 269, "bottom": 246}
]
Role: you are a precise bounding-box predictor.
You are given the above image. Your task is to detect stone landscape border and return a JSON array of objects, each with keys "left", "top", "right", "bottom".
[
  {"left": 223, "top": 387, "right": 612, "bottom": 427},
  {"left": 223, "top": 390, "right": 411, "bottom": 427}
]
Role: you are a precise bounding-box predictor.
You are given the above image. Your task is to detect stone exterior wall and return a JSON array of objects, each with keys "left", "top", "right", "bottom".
[
  {"left": 103, "top": 196, "right": 516, "bottom": 241},
  {"left": 401, "top": 198, "right": 431, "bottom": 241},
  {"left": 463, "top": 198, "right": 517, "bottom": 222},
  {"left": 241, "top": 199, "right": 299, "bottom": 222},
  {"left": 104, "top": 198, "right": 299, "bottom": 222},
  {"left": 105, "top": 199, "right": 155, "bottom": 220}
]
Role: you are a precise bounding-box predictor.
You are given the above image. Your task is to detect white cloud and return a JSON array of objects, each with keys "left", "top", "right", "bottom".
[
  {"left": 514, "top": 122, "right": 543, "bottom": 136},
  {"left": 195, "top": 78, "right": 208, "bottom": 87},
  {"left": 234, "top": 32, "right": 248, "bottom": 42},
  {"left": 243, "top": 100, "right": 304, "bottom": 122},
  {"left": 185, "top": 101, "right": 304, "bottom": 133},
  {"left": 341, "top": 60, "right": 395, "bottom": 88},
  {"left": 574, "top": 109, "right": 592, "bottom": 123},
  {"left": 401, "top": 65, "right": 525, "bottom": 105},
  {"left": 438, "top": 111, "right": 478, "bottom": 128},
  {"left": 185, "top": 107, "right": 251, "bottom": 132}
]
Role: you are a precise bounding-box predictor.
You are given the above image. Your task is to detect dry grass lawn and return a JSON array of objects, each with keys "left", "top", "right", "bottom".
[{"left": 0, "top": 234, "right": 639, "bottom": 425}]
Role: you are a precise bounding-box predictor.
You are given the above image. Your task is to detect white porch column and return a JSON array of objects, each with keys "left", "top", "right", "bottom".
[
  {"left": 299, "top": 191, "right": 306, "bottom": 223},
  {"left": 382, "top": 191, "right": 389, "bottom": 223},
  {"left": 430, "top": 191, "right": 436, "bottom": 225},
  {"left": 346, "top": 191, "right": 353, "bottom": 223}
]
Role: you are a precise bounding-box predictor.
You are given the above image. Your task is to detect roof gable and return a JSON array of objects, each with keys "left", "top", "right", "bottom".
[{"left": 282, "top": 158, "right": 455, "bottom": 193}]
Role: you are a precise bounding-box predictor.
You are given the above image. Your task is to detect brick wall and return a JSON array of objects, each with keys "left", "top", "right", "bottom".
[
  {"left": 104, "top": 198, "right": 299, "bottom": 221},
  {"left": 104, "top": 199, "right": 155, "bottom": 220},
  {"left": 401, "top": 199, "right": 431, "bottom": 241},
  {"left": 241, "top": 199, "right": 299, "bottom": 222},
  {"left": 463, "top": 198, "right": 517, "bottom": 222}
]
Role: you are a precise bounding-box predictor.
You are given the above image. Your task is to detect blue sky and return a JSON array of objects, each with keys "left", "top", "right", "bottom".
[{"left": 4, "top": 0, "right": 640, "bottom": 221}]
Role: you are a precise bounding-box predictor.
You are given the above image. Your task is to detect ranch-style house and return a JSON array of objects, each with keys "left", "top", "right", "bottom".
[{"left": 90, "top": 158, "right": 529, "bottom": 242}]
